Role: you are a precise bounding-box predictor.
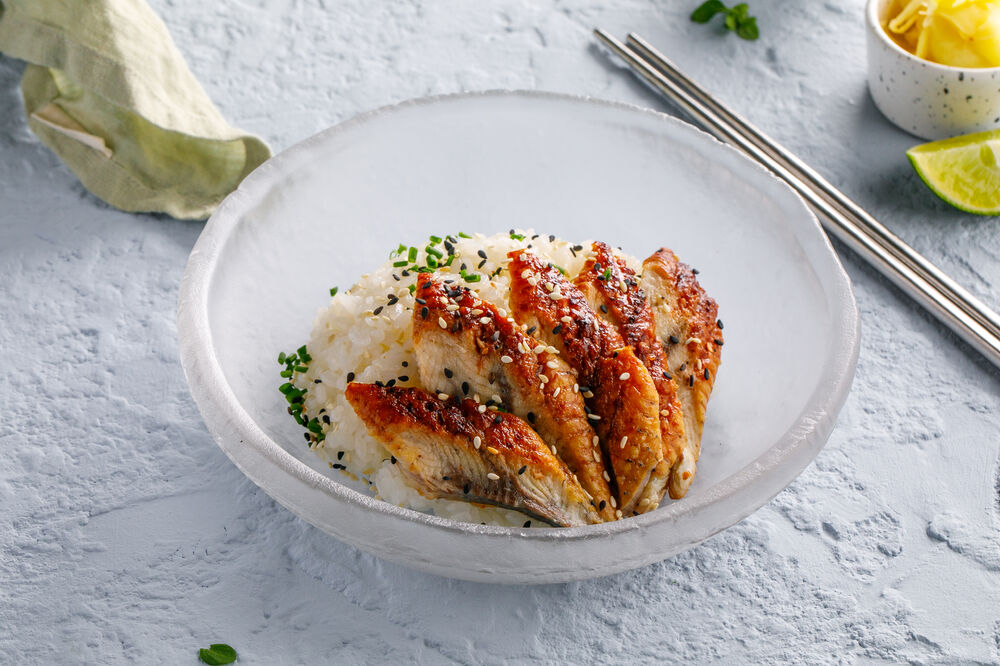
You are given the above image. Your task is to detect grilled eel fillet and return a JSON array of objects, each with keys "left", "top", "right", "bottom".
[
  {"left": 640, "top": 248, "right": 723, "bottom": 499},
  {"left": 575, "top": 241, "right": 686, "bottom": 504},
  {"left": 411, "top": 275, "right": 615, "bottom": 520},
  {"left": 345, "top": 382, "right": 602, "bottom": 527},
  {"left": 507, "top": 250, "right": 663, "bottom": 516}
]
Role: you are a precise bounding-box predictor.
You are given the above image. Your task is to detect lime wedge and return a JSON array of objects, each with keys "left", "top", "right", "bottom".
[{"left": 906, "top": 129, "right": 1000, "bottom": 216}]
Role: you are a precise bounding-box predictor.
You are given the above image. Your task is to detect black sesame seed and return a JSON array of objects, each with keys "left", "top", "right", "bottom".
[
  {"left": 717, "top": 319, "right": 724, "bottom": 330},
  {"left": 322, "top": 415, "right": 331, "bottom": 424},
  {"left": 526, "top": 326, "right": 536, "bottom": 335},
  {"left": 333, "top": 463, "right": 345, "bottom": 470},
  {"left": 477, "top": 259, "right": 486, "bottom": 269},
  {"left": 599, "top": 304, "right": 608, "bottom": 314},
  {"left": 477, "top": 249, "right": 487, "bottom": 259},
  {"left": 401, "top": 270, "right": 410, "bottom": 277},
  {"left": 337, "top": 451, "right": 344, "bottom": 460},
  {"left": 463, "top": 483, "right": 470, "bottom": 494},
  {"left": 347, "top": 372, "right": 355, "bottom": 382},
  {"left": 385, "top": 379, "right": 396, "bottom": 387},
  {"left": 669, "top": 335, "right": 679, "bottom": 345},
  {"left": 314, "top": 379, "right": 322, "bottom": 384},
  {"left": 494, "top": 415, "right": 502, "bottom": 424},
  {"left": 704, "top": 369, "right": 710, "bottom": 380},
  {"left": 373, "top": 306, "right": 383, "bottom": 315},
  {"left": 444, "top": 368, "right": 454, "bottom": 378},
  {"left": 390, "top": 456, "right": 397, "bottom": 464},
  {"left": 415, "top": 297, "right": 426, "bottom": 305},
  {"left": 679, "top": 363, "right": 687, "bottom": 372},
  {"left": 527, "top": 412, "right": 536, "bottom": 424},
  {"left": 612, "top": 350, "right": 619, "bottom": 358},
  {"left": 548, "top": 234, "right": 555, "bottom": 242},
  {"left": 387, "top": 295, "right": 399, "bottom": 305},
  {"left": 599, "top": 500, "right": 606, "bottom": 510},
  {"left": 523, "top": 521, "right": 531, "bottom": 528},
  {"left": 517, "top": 465, "right": 527, "bottom": 475},
  {"left": 531, "top": 234, "right": 540, "bottom": 240},
  {"left": 662, "top": 371, "right": 672, "bottom": 380},
  {"left": 689, "top": 375, "right": 695, "bottom": 387},
  {"left": 303, "top": 432, "right": 311, "bottom": 441},
  {"left": 442, "top": 475, "right": 450, "bottom": 481},
  {"left": 375, "top": 380, "right": 384, "bottom": 388},
  {"left": 420, "top": 306, "right": 429, "bottom": 319},
  {"left": 392, "top": 274, "right": 400, "bottom": 281},
  {"left": 398, "top": 375, "right": 409, "bottom": 382},
  {"left": 402, "top": 361, "right": 409, "bottom": 367},
  {"left": 692, "top": 268, "right": 699, "bottom": 275},
  {"left": 552, "top": 324, "right": 562, "bottom": 334},
  {"left": 714, "top": 338, "right": 724, "bottom": 346}
]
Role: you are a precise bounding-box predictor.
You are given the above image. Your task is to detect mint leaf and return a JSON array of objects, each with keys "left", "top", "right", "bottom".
[
  {"left": 199, "top": 643, "right": 237, "bottom": 665},
  {"left": 737, "top": 17, "right": 759, "bottom": 40},
  {"left": 691, "top": 0, "right": 726, "bottom": 23}
]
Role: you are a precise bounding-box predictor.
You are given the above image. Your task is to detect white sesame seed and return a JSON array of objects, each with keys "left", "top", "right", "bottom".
[
  {"left": 560, "top": 316, "right": 572, "bottom": 323},
  {"left": 446, "top": 304, "right": 460, "bottom": 312},
  {"left": 616, "top": 509, "right": 623, "bottom": 519},
  {"left": 488, "top": 405, "right": 498, "bottom": 411},
  {"left": 686, "top": 337, "right": 702, "bottom": 345},
  {"left": 497, "top": 308, "right": 508, "bottom": 318},
  {"left": 479, "top": 317, "right": 491, "bottom": 325},
  {"left": 546, "top": 346, "right": 558, "bottom": 354},
  {"left": 551, "top": 445, "right": 557, "bottom": 456},
  {"left": 507, "top": 318, "right": 516, "bottom": 324},
  {"left": 473, "top": 436, "right": 481, "bottom": 449},
  {"left": 438, "top": 317, "right": 447, "bottom": 329},
  {"left": 500, "top": 355, "right": 513, "bottom": 364},
  {"left": 697, "top": 358, "right": 704, "bottom": 370},
  {"left": 619, "top": 372, "right": 630, "bottom": 381},
  {"left": 587, "top": 413, "right": 600, "bottom": 421},
  {"left": 574, "top": 383, "right": 579, "bottom": 393},
  {"left": 552, "top": 387, "right": 561, "bottom": 397},
  {"left": 438, "top": 393, "right": 449, "bottom": 400},
  {"left": 603, "top": 471, "right": 611, "bottom": 482},
  {"left": 470, "top": 309, "right": 483, "bottom": 315},
  {"left": 473, "top": 394, "right": 480, "bottom": 403},
  {"left": 610, "top": 496, "right": 617, "bottom": 508},
  {"left": 533, "top": 344, "right": 546, "bottom": 354},
  {"left": 640, "top": 498, "right": 651, "bottom": 505},
  {"left": 620, "top": 435, "right": 628, "bottom": 449},
  {"left": 517, "top": 342, "right": 526, "bottom": 354},
  {"left": 487, "top": 472, "right": 500, "bottom": 481},
  {"left": 491, "top": 394, "right": 502, "bottom": 403},
  {"left": 660, "top": 409, "right": 670, "bottom": 416},
  {"left": 592, "top": 435, "right": 599, "bottom": 446},
  {"left": 527, "top": 276, "right": 539, "bottom": 286},
  {"left": 521, "top": 269, "right": 531, "bottom": 279},
  {"left": 548, "top": 291, "right": 563, "bottom": 301},
  {"left": 487, "top": 446, "right": 500, "bottom": 455},
  {"left": 593, "top": 450, "right": 600, "bottom": 462},
  {"left": 478, "top": 404, "right": 487, "bottom": 413},
  {"left": 539, "top": 374, "right": 549, "bottom": 384},
  {"left": 619, "top": 280, "right": 627, "bottom": 292},
  {"left": 546, "top": 361, "right": 559, "bottom": 369},
  {"left": 545, "top": 281, "right": 555, "bottom": 292},
  {"left": 582, "top": 390, "right": 594, "bottom": 399}
]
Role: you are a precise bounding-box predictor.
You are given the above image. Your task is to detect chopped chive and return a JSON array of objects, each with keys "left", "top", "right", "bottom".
[
  {"left": 280, "top": 369, "right": 292, "bottom": 378},
  {"left": 426, "top": 246, "right": 443, "bottom": 259},
  {"left": 553, "top": 264, "right": 567, "bottom": 275},
  {"left": 458, "top": 232, "right": 472, "bottom": 238},
  {"left": 408, "top": 247, "right": 418, "bottom": 262},
  {"left": 329, "top": 286, "right": 339, "bottom": 297},
  {"left": 393, "top": 260, "right": 408, "bottom": 267},
  {"left": 408, "top": 284, "right": 416, "bottom": 294},
  {"left": 463, "top": 273, "right": 481, "bottom": 283},
  {"left": 426, "top": 255, "right": 439, "bottom": 268},
  {"left": 278, "top": 352, "right": 286, "bottom": 364},
  {"left": 279, "top": 383, "right": 293, "bottom": 394},
  {"left": 429, "top": 235, "right": 442, "bottom": 244},
  {"left": 294, "top": 365, "right": 308, "bottom": 373},
  {"left": 602, "top": 268, "right": 612, "bottom": 280}
]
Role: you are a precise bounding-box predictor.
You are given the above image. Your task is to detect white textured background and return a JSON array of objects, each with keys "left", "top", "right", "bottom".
[{"left": 2, "top": 0, "right": 999, "bottom": 663}]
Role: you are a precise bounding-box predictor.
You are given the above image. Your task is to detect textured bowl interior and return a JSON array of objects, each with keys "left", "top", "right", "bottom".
[{"left": 178, "top": 91, "right": 860, "bottom": 584}]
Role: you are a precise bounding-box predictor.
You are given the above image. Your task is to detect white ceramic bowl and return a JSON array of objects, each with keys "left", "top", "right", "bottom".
[
  {"left": 177, "top": 91, "right": 860, "bottom": 584},
  {"left": 867, "top": 0, "right": 1000, "bottom": 140}
]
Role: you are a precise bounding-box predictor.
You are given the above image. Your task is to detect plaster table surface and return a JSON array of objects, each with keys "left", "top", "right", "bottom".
[{"left": 2, "top": 1, "right": 999, "bottom": 663}]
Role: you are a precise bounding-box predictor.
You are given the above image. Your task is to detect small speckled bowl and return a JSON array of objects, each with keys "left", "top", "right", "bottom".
[{"left": 867, "top": 0, "right": 1000, "bottom": 140}]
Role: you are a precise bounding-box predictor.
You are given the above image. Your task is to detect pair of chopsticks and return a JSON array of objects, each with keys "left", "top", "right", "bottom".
[{"left": 595, "top": 30, "right": 1000, "bottom": 369}]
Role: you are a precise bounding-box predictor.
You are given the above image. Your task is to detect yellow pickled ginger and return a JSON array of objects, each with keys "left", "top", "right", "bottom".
[{"left": 885, "top": 0, "right": 1000, "bottom": 67}]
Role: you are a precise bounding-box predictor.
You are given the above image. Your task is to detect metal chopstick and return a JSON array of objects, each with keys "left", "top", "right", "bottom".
[
  {"left": 623, "top": 32, "right": 1000, "bottom": 344},
  {"left": 594, "top": 28, "right": 1000, "bottom": 368}
]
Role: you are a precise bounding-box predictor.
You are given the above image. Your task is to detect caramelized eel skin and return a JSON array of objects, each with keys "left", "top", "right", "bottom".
[
  {"left": 507, "top": 250, "right": 663, "bottom": 515},
  {"left": 411, "top": 275, "right": 615, "bottom": 520},
  {"left": 575, "top": 242, "right": 686, "bottom": 508},
  {"left": 345, "top": 382, "right": 602, "bottom": 527},
  {"left": 640, "top": 248, "right": 723, "bottom": 499}
]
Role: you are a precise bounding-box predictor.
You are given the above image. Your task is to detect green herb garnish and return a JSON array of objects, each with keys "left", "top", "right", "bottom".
[
  {"left": 429, "top": 235, "right": 442, "bottom": 244},
  {"left": 407, "top": 246, "right": 418, "bottom": 262},
  {"left": 509, "top": 231, "right": 526, "bottom": 241},
  {"left": 329, "top": 286, "right": 338, "bottom": 297},
  {"left": 458, "top": 232, "right": 472, "bottom": 239},
  {"left": 392, "top": 260, "right": 408, "bottom": 267},
  {"left": 198, "top": 644, "right": 237, "bottom": 665},
  {"left": 691, "top": 1, "right": 759, "bottom": 40}
]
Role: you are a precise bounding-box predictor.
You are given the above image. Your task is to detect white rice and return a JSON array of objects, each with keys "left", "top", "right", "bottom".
[{"left": 290, "top": 230, "right": 640, "bottom": 526}]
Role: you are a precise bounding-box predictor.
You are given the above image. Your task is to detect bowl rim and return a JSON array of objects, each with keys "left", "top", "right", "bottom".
[
  {"left": 866, "top": 0, "right": 1000, "bottom": 74},
  {"left": 177, "top": 89, "right": 860, "bottom": 545}
]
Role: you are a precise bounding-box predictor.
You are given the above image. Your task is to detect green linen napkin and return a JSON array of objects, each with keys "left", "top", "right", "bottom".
[{"left": 0, "top": 0, "right": 271, "bottom": 220}]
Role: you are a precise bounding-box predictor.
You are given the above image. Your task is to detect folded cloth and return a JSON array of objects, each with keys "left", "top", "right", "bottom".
[{"left": 0, "top": 0, "right": 271, "bottom": 220}]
